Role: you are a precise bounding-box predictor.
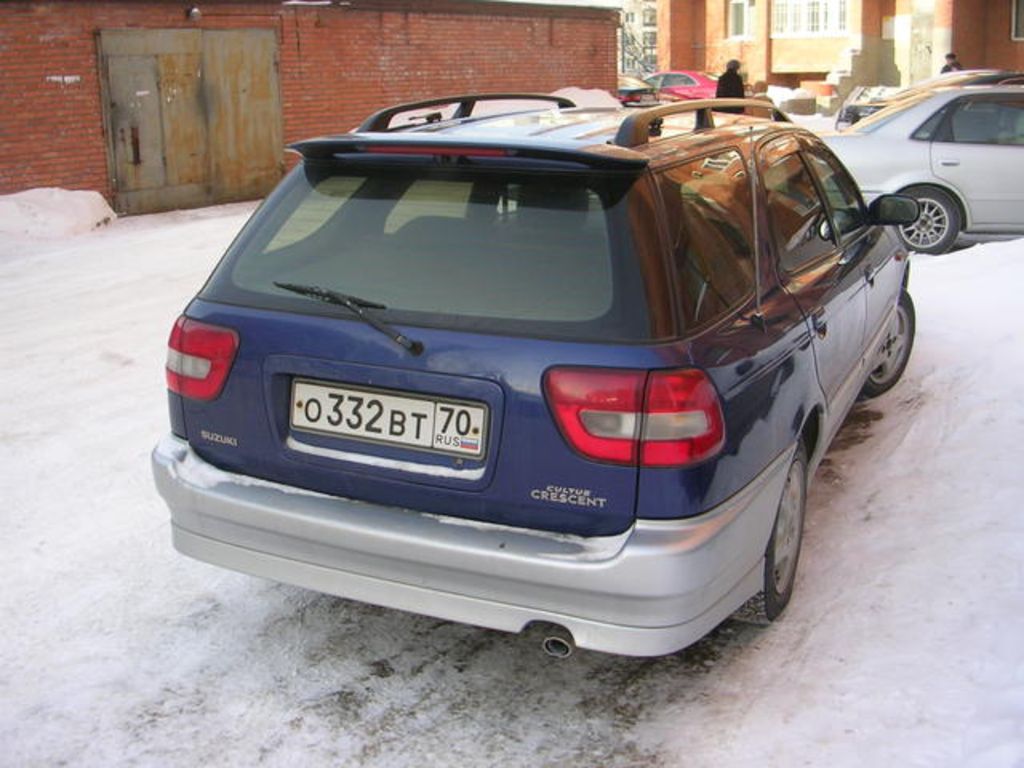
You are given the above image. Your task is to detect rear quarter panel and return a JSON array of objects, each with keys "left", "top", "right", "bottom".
[{"left": 636, "top": 286, "right": 819, "bottom": 519}]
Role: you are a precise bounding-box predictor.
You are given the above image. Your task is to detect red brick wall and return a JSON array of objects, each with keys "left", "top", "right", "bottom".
[
  {"left": 953, "top": 0, "right": 1024, "bottom": 71},
  {"left": 0, "top": 0, "right": 617, "bottom": 203},
  {"left": 703, "top": 0, "right": 770, "bottom": 86},
  {"left": 657, "top": 0, "right": 705, "bottom": 72}
]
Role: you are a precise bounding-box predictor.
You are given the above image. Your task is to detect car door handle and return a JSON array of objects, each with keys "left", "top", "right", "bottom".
[
  {"left": 939, "top": 159, "right": 960, "bottom": 167},
  {"left": 811, "top": 308, "right": 828, "bottom": 338},
  {"left": 864, "top": 264, "right": 878, "bottom": 286}
]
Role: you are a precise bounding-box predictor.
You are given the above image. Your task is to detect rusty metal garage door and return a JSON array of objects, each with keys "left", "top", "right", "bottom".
[{"left": 99, "top": 29, "right": 283, "bottom": 214}]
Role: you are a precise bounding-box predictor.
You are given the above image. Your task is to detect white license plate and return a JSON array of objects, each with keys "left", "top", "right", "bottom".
[{"left": 290, "top": 379, "right": 488, "bottom": 458}]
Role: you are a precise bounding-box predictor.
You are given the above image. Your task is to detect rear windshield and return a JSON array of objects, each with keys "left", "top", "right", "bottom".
[
  {"left": 201, "top": 162, "right": 662, "bottom": 341},
  {"left": 848, "top": 91, "right": 934, "bottom": 133}
]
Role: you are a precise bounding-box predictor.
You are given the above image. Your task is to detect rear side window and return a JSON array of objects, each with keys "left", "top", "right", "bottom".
[
  {"left": 911, "top": 102, "right": 951, "bottom": 141},
  {"left": 944, "top": 97, "right": 1024, "bottom": 145},
  {"left": 201, "top": 164, "right": 661, "bottom": 341},
  {"left": 663, "top": 73, "right": 697, "bottom": 87},
  {"left": 658, "top": 150, "right": 756, "bottom": 328}
]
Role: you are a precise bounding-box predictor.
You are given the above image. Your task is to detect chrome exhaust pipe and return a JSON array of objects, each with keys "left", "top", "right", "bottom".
[{"left": 541, "top": 633, "right": 574, "bottom": 659}]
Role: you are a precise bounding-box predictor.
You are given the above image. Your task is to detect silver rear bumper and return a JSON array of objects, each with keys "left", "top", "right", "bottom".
[{"left": 152, "top": 434, "right": 791, "bottom": 656}]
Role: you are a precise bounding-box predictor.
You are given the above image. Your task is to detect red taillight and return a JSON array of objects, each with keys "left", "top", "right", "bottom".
[
  {"left": 165, "top": 316, "right": 239, "bottom": 401},
  {"left": 640, "top": 370, "right": 725, "bottom": 467},
  {"left": 544, "top": 368, "right": 646, "bottom": 464},
  {"left": 543, "top": 367, "right": 725, "bottom": 468}
]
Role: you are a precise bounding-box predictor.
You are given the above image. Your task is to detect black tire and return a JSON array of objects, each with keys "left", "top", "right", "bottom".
[
  {"left": 762, "top": 443, "right": 808, "bottom": 620},
  {"left": 860, "top": 290, "right": 916, "bottom": 399},
  {"left": 734, "top": 443, "right": 809, "bottom": 625},
  {"left": 898, "top": 185, "right": 962, "bottom": 254}
]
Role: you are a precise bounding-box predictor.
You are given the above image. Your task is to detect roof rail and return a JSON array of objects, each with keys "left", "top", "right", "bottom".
[
  {"left": 613, "top": 98, "right": 790, "bottom": 148},
  {"left": 358, "top": 93, "right": 577, "bottom": 133}
]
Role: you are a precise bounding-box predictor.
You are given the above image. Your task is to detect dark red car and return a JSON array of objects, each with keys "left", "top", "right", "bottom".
[
  {"left": 644, "top": 70, "right": 719, "bottom": 101},
  {"left": 617, "top": 75, "right": 660, "bottom": 107}
]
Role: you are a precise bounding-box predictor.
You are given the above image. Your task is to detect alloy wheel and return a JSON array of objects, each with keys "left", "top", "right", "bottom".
[
  {"left": 771, "top": 458, "right": 805, "bottom": 595},
  {"left": 869, "top": 302, "right": 911, "bottom": 389},
  {"left": 901, "top": 196, "right": 950, "bottom": 250}
]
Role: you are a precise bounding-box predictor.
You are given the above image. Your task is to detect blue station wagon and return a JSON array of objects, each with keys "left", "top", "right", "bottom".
[{"left": 152, "top": 94, "right": 918, "bottom": 657}]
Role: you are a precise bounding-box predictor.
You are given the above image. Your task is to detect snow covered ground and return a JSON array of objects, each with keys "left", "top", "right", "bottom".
[{"left": 0, "top": 192, "right": 1022, "bottom": 768}]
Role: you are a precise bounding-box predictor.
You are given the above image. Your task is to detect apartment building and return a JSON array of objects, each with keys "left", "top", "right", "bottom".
[
  {"left": 620, "top": 0, "right": 659, "bottom": 72},
  {"left": 659, "top": 0, "right": 1024, "bottom": 95}
]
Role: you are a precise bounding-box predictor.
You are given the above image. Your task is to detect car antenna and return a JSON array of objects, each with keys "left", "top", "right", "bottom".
[{"left": 747, "top": 125, "right": 767, "bottom": 331}]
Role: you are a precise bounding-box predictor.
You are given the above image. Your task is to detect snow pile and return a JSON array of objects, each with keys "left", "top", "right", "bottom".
[
  {"left": 551, "top": 86, "right": 622, "bottom": 109},
  {"left": 789, "top": 111, "right": 840, "bottom": 134},
  {"left": 766, "top": 85, "right": 815, "bottom": 104},
  {"left": 383, "top": 88, "right": 620, "bottom": 128},
  {"left": 458, "top": 88, "right": 620, "bottom": 120},
  {"left": 0, "top": 187, "right": 115, "bottom": 238}
]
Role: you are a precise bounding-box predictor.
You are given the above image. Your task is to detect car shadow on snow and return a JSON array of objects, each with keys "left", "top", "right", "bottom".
[
  {"left": 279, "top": 593, "right": 765, "bottom": 766},
  {"left": 150, "top": 574, "right": 768, "bottom": 766}
]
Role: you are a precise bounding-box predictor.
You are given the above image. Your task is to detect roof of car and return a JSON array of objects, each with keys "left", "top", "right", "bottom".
[
  {"left": 913, "top": 68, "right": 1023, "bottom": 88},
  {"left": 906, "top": 83, "right": 1024, "bottom": 104},
  {"left": 856, "top": 70, "right": 1024, "bottom": 106},
  {"left": 292, "top": 94, "right": 800, "bottom": 170},
  {"left": 837, "top": 83, "right": 1024, "bottom": 135},
  {"left": 648, "top": 70, "right": 715, "bottom": 78},
  {"left": 618, "top": 75, "right": 653, "bottom": 88}
]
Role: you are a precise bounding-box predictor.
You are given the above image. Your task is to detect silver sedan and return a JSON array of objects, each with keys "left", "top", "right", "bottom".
[{"left": 822, "top": 85, "right": 1024, "bottom": 253}]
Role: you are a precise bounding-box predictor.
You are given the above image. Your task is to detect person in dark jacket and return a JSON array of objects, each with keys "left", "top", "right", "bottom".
[
  {"left": 716, "top": 59, "right": 745, "bottom": 113},
  {"left": 941, "top": 52, "right": 963, "bottom": 73}
]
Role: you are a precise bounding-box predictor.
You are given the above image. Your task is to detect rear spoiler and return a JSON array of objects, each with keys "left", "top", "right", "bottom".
[{"left": 288, "top": 135, "right": 649, "bottom": 172}]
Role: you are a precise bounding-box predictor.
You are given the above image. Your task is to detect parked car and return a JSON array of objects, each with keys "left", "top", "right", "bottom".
[
  {"left": 644, "top": 70, "right": 719, "bottom": 101},
  {"left": 835, "top": 69, "right": 1024, "bottom": 129},
  {"left": 152, "top": 93, "right": 919, "bottom": 658},
  {"left": 617, "top": 74, "right": 660, "bottom": 107},
  {"left": 824, "top": 85, "right": 1024, "bottom": 253}
]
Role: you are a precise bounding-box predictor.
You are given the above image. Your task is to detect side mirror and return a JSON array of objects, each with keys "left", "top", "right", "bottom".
[{"left": 868, "top": 194, "right": 920, "bottom": 226}]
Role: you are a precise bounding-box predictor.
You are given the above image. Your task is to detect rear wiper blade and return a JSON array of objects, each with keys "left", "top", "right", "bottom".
[{"left": 273, "top": 281, "right": 424, "bottom": 356}]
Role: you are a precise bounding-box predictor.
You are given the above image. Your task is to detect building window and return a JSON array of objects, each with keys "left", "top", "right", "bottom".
[
  {"left": 729, "top": 0, "right": 755, "bottom": 38},
  {"left": 807, "top": 0, "right": 821, "bottom": 32},
  {"left": 772, "top": 0, "right": 847, "bottom": 36},
  {"left": 643, "top": 30, "right": 657, "bottom": 47},
  {"left": 1015, "top": 0, "right": 1024, "bottom": 40},
  {"left": 643, "top": 7, "right": 657, "bottom": 26}
]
